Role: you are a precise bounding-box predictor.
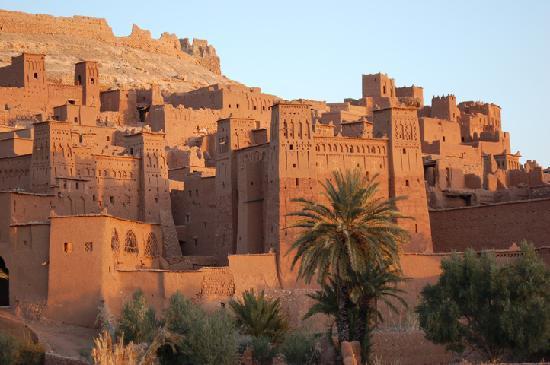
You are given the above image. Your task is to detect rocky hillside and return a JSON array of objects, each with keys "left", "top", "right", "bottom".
[{"left": 0, "top": 9, "right": 233, "bottom": 93}]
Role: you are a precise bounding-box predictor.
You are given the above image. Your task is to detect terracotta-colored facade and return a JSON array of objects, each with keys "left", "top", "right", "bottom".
[{"left": 0, "top": 53, "right": 548, "bottom": 327}]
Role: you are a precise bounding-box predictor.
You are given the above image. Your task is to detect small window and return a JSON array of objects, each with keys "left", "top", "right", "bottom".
[
  {"left": 292, "top": 163, "right": 297, "bottom": 168},
  {"left": 74, "top": 117, "right": 78, "bottom": 123},
  {"left": 289, "top": 144, "right": 294, "bottom": 150},
  {"left": 295, "top": 178, "right": 299, "bottom": 186},
  {"left": 194, "top": 238, "right": 198, "bottom": 247},
  {"left": 402, "top": 148, "right": 406, "bottom": 154},
  {"left": 64, "top": 242, "right": 73, "bottom": 254},
  {"left": 91, "top": 78, "right": 95, "bottom": 84},
  {"left": 109, "top": 196, "right": 114, "bottom": 204},
  {"left": 442, "top": 136, "right": 446, "bottom": 142},
  {"left": 75, "top": 182, "right": 79, "bottom": 190},
  {"left": 415, "top": 224, "right": 418, "bottom": 233},
  {"left": 33, "top": 72, "right": 38, "bottom": 79},
  {"left": 107, "top": 136, "right": 110, "bottom": 142},
  {"left": 185, "top": 214, "right": 191, "bottom": 224},
  {"left": 85, "top": 242, "right": 93, "bottom": 252},
  {"left": 405, "top": 179, "right": 409, "bottom": 187}
]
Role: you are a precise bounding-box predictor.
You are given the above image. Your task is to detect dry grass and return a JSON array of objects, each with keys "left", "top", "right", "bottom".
[{"left": 91, "top": 331, "right": 144, "bottom": 365}]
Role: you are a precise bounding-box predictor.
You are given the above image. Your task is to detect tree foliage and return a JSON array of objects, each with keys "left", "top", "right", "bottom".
[
  {"left": 159, "top": 292, "right": 238, "bottom": 365},
  {"left": 416, "top": 243, "right": 550, "bottom": 362},
  {"left": 229, "top": 289, "right": 288, "bottom": 344},
  {"left": 279, "top": 331, "right": 320, "bottom": 365},
  {"left": 116, "top": 290, "right": 158, "bottom": 344},
  {"left": 288, "top": 170, "right": 407, "bottom": 285}
]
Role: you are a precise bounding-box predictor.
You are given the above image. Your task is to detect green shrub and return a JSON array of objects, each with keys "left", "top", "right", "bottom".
[
  {"left": 158, "top": 292, "right": 238, "bottom": 365},
  {"left": 0, "top": 333, "right": 18, "bottom": 365},
  {"left": 163, "top": 292, "right": 202, "bottom": 335},
  {"left": 15, "top": 341, "right": 44, "bottom": 365},
  {"left": 251, "top": 336, "right": 277, "bottom": 365},
  {"left": 280, "top": 331, "right": 320, "bottom": 365},
  {"left": 416, "top": 243, "right": 550, "bottom": 362},
  {"left": 116, "top": 289, "right": 158, "bottom": 344},
  {"left": 0, "top": 333, "right": 44, "bottom": 365},
  {"left": 229, "top": 289, "right": 287, "bottom": 343}
]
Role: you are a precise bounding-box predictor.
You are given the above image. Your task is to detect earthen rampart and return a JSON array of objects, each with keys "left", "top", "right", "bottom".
[
  {"left": 0, "top": 10, "right": 221, "bottom": 74},
  {"left": 430, "top": 198, "right": 550, "bottom": 252}
]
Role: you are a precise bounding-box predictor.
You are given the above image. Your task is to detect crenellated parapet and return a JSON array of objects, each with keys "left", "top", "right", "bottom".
[{"left": 180, "top": 38, "right": 221, "bottom": 75}]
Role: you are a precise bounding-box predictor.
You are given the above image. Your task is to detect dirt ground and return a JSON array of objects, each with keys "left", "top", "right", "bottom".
[
  {"left": 371, "top": 330, "right": 455, "bottom": 365},
  {"left": 0, "top": 308, "right": 95, "bottom": 360}
]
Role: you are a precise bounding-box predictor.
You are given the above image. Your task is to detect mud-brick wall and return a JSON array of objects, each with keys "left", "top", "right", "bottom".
[{"left": 430, "top": 198, "right": 550, "bottom": 252}]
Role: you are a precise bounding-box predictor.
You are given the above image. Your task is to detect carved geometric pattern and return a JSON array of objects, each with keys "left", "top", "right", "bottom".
[
  {"left": 111, "top": 229, "right": 120, "bottom": 253},
  {"left": 144, "top": 232, "right": 158, "bottom": 258},
  {"left": 124, "top": 230, "right": 139, "bottom": 254}
]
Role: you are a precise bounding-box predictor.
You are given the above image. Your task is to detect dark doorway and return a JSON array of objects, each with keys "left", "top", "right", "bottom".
[{"left": 0, "top": 256, "right": 8, "bottom": 306}]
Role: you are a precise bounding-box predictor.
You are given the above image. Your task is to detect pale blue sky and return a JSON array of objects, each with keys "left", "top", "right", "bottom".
[{"left": 1, "top": 0, "right": 549, "bottom": 166}]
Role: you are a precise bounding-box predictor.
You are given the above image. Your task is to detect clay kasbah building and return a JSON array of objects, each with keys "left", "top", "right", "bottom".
[{"left": 0, "top": 8, "right": 549, "bottom": 364}]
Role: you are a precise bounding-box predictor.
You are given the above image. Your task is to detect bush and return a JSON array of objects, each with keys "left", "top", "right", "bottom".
[
  {"left": 229, "top": 290, "right": 287, "bottom": 344},
  {"left": 163, "top": 292, "right": 202, "bottom": 335},
  {"left": 416, "top": 243, "right": 550, "bottom": 362},
  {"left": 158, "top": 292, "right": 238, "bottom": 365},
  {"left": 250, "top": 336, "right": 277, "bottom": 365},
  {"left": 0, "top": 333, "right": 18, "bottom": 365},
  {"left": 16, "top": 342, "right": 44, "bottom": 365},
  {"left": 116, "top": 290, "right": 158, "bottom": 344},
  {"left": 0, "top": 333, "right": 44, "bottom": 365},
  {"left": 280, "top": 331, "right": 320, "bottom": 365}
]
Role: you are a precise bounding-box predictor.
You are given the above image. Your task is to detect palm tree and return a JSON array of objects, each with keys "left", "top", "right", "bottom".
[
  {"left": 350, "top": 264, "right": 407, "bottom": 363},
  {"left": 288, "top": 169, "right": 408, "bottom": 342},
  {"left": 304, "top": 263, "right": 407, "bottom": 363},
  {"left": 229, "top": 289, "right": 288, "bottom": 344}
]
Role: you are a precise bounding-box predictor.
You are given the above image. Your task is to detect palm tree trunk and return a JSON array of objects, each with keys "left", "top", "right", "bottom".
[
  {"left": 355, "top": 297, "right": 376, "bottom": 364},
  {"left": 336, "top": 283, "right": 351, "bottom": 343}
]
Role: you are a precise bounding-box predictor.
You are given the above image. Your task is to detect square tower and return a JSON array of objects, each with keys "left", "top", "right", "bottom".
[
  {"left": 75, "top": 61, "right": 100, "bottom": 107},
  {"left": 362, "top": 73, "right": 396, "bottom": 98},
  {"left": 431, "top": 95, "right": 459, "bottom": 122},
  {"left": 373, "top": 106, "right": 433, "bottom": 253},
  {"left": 215, "top": 117, "right": 259, "bottom": 254},
  {"left": 5, "top": 53, "right": 47, "bottom": 89}
]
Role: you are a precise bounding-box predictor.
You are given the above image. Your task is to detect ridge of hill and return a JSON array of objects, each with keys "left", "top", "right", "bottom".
[{"left": 0, "top": 9, "right": 233, "bottom": 93}]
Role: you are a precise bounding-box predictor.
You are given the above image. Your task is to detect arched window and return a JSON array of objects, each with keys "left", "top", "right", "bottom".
[
  {"left": 111, "top": 229, "right": 120, "bottom": 253},
  {"left": 124, "top": 230, "right": 138, "bottom": 254},
  {"left": 144, "top": 233, "right": 159, "bottom": 258}
]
